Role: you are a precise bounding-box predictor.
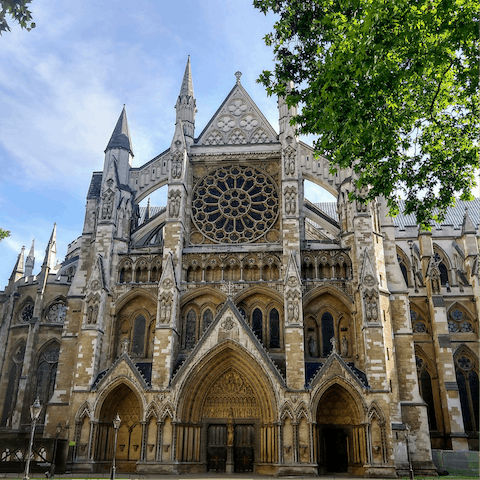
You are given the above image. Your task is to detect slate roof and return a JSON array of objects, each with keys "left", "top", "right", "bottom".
[
  {"left": 314, "top": 199, "right": 480, "bottom": 231},
  {"left": 87, "top": 172, "right": 103, "bottom": 199},
  {"left": 138, "top": 206, "right": 166, "bottom": 226}
]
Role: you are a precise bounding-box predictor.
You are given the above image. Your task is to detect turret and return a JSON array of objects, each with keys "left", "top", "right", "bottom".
[
  {"left": 278, "top": 81, "right": 298, "bottom": 138},
  {"left": 25, "top": 239, "right": 35, "bottom": 276},
  {"left": 175, "top": 56, "right": 196, "bottom": 143},
  {"left": 104, "top": 105, "right": 134, "bottom": 185}
]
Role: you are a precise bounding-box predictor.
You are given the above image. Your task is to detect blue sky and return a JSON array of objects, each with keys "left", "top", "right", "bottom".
[{"left": 0, "top": 0, "right": 336, "bottom": 286}]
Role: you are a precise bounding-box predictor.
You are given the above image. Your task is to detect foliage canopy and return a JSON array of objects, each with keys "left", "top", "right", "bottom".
[
  {"left": 0, "top": 228, "right": 10, "bottom": 241},
  {"left": 254, "top": 0, "right": 479, "bottom": 229},
  {"left": 0, "top": 0, "right": 35, "bottom": 35}
]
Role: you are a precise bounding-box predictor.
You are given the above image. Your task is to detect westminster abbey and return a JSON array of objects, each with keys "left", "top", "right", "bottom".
[{"left": 0, "top": 58, "right": 478, "bottom": 477}]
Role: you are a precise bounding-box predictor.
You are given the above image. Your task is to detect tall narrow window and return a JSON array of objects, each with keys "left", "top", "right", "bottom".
[
  {"left": 1, "top": 344, "right": 25, "bottom": 426},
  {"left": 34, "top": 344, "right": 60, "bottom": 413},
  {"left": 416, "top": 357, "right": 438, "bottom": 430},
  {"left": 455, "top": 354, "right": 479, "bottom": 432},
  {"left": 119, "top": 268, "right": 125, "bottom": 283},
  {"left": 269, "top": 309, "right": 280, "bottom": 348},
  {"left": 132, "top": 315, "right": 146, "bottom": 357},
  {"left": 438, "top": 263, "right": 448, "bottom": 285},
  {"left": 252, "top": 308, "right": 263, "bottom": 342},
  {"left": 185, "top": 310, "right": 197, "bottom": 349},
  {"left": 203, "top": 309, "right": 213, "bottom": 332},
  {"left": 321, "top": 312, "right": 334, "bottom": 356}
]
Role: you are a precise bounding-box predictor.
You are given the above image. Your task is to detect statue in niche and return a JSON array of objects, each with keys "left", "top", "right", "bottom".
[
  {"left": 431, "top": 270, "right": 440, "bottom": 294},
  {"left": 341, "top": 335, "right": 348, "bottom": 357},
  {"left": 165, "top": 302, "right": 172, "bottom": 320},
  {"left": 160, "top": 301, "right": 166, "bottom": 321},
  {"left": 293, "top": 299, "right": 299, "bottom": 321},
  {"left": 227, "top": 422, "right": 234, "bottom": 446},
  {"left": 87, "top": 305, "right": 98, "bottom": 325},
  {"left": 284, "top": 150, "right": 295, "bottom": 175},
  {"left": 169, "top": 191, "right": 181, "bottom": 218},
  {"left": 287, "top": 299, "right": 294, "bottom": 322},
  {"left": 308, "top": 335, "right": 317, "bottom": 357},
  {"left": 364, "top": 290, "right": 379, "bottom": 321}
]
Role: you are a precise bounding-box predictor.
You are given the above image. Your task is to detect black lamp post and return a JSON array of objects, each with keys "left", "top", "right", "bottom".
[
  {"left": 110, "top": 413, "right": 121, "bottom": 480},
  {"left": 23, "top": 397, "right": 43, "bottom": 480},
  {"left": 49, "top": 423, "right": 62, "bottom": 478}
]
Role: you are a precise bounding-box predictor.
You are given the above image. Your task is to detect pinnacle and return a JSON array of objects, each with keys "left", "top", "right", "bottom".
[
  {"left": 105, "top": 105, "right": 134, "bottom": 156},
  {"left": 179, "top": 56, "right": 194, "bottom": 98}
]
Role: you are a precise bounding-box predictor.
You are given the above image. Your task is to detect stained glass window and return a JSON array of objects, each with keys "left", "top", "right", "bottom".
[{"left": 269, "top": 309, "right": 280, "bottom": 348}]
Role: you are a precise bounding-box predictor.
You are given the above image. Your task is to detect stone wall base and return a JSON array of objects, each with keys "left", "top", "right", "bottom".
[
  {"left": 270, "top": 463, "right": 318, "bottom": 476},
  {"left": 432, "top": 449, "right": 480, "bottom": 477}
]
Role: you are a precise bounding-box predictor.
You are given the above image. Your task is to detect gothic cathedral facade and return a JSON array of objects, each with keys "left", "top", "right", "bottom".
[{"left": 1, "top": 59, "right": 478, "bottom": 477}]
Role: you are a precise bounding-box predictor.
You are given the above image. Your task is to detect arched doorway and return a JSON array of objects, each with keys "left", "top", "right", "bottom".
[
  {"left": 176, "top": 342, "right": 277, "bottom": 473},
  {"left": 316, "top": 384, "right": 365, "bottom": 475},
  {"left": 95, "top": 384, "right": 142, "bottom": 471}
]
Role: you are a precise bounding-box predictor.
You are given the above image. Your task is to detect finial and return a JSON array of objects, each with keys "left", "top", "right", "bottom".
[
  {"left": 235, "top": 71, "right": 242, "bottom": 84},
  {"left": 121, "top": 338, "right": 130, "bottom": 355}
]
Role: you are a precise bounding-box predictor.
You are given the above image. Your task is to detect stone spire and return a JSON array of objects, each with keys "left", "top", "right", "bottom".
[
  {"left": 145, "top": 198, "right": 151, "bottom": 222},
  {"left": 105, "top": 105, "right": 134, "bottom": 157},
  {"left": 462, "top": 207, "right": 476, "bottom": 235},
  {"left": 42, "top": 223, "right": 57, "bottom": 270},
  {"left": 25, "top": 239, "right": 35, "bottom": 276},
  {"left": 175, "top": 56, "right": 196, "bottom": 142},
  {"left": 9, "top": 246, "right": 25, "bottom": 283}
]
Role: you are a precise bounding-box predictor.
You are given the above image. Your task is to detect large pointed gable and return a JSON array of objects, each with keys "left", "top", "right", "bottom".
[{"left": 196, "top": 74, "right": 279, "bottom": 146}]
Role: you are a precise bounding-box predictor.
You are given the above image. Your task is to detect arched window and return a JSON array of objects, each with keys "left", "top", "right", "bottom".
[
  {"left": 416, "top": 356, "right": 438, "bottom": 430},
  {"left": 131, "top": 315, "right": 146, "bottom": 357},
  {"left": 252, "top": 308, "right": 263, "bottom": 342},
  {"left": 455, "top": 353, "right": 479, "bottom": 433},
  {"left": 448, "top": 307, "right": 473, "bottom": 333},
  {"left": 203, "top": 309, "right": 213, "bottom": 332},
  {"left": 269, "top": 309, "right": 280, "bottom": 348},
  {"left": 119, "top": 268, "right": 125, "bottom": 283},
  {"left": 185, "top": 310, "right": 197, "bottom": 349},
  {"left": 1, "top": 344, "right": 25, "bottom": 426},
  {"left": 34, "top": 344, "right": 60, "bottom": 416},
  {"left": 321, "top": 312, "right": 334, "bottom": 356},
  {"left": 411, "top": 309, "right": 428, "bottom": 333},
  {"left": 397, "top": 253, "right": 409, "bottom": 286},
  {"left": 238, "top": 307, "right": 247, "bottom": 320},
  {"left": 434, "top": 252, "right": 449, "bottom": 285}
]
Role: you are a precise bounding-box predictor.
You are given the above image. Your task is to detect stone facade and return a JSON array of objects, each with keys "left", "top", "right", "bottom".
[{"left": 0, "top": 59, "right": 478, "bottom": 477}]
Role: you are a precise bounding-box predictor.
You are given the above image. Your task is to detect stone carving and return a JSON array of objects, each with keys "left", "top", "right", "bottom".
[
  {"left": 86, "top": 305, "right": 98, "bottom": 325},
  {"left": 363, "top": 275, "right": 375, "bottom": 287},
  {"left": 250, "top": 128, "right": 270, "bottom": 144},
  {"left": 239, "top": 114, "right": 258, "bottom": 131},
  {"left": 168, "top": 190, "right": 181, "bottom": 218},
  {"left": 308, "top": 335, "right": 317, "bottom": 357},
  {"left": 21, "top": 304, "right": 34, "bottom": 323},
  {"left": 284, "top": 186, "right": 296, "bottom": 215},
  {"left": 364, "top": 289, "right": 379, "bottom": 322},
  {"left": 45, "top": 302, "right": 67, "bottom": 323},
  {"left": 159, "top": 295, "right": 172, "bottom": 324},
  {"left": 101, "top": 189, "right": 115, "bottom": 220},
  {"left": 221, "top": 317, "right": 235, "bottom": 331},
  {"left": 202, "top": 369, "right": 259, "bottom": 418},
  {"left": 90, "top": 279, "right": 101, "bottom": 291},
  {"left": 171, "top": 152, "right": 182, "bottom": 179},
  {"left": 204, "top": 130, "right": 224, "bottom": 145},
  {"left": 227, "top": 422, "right": 234, "bottom": 446},
  {"left": 121, "top": 338, "right": 130, "bottom": 354},
  {"left": 341, "top": 335, "right": 348, "bottom": 357},
  {"left": 228, "top": 129, "right": 247, "bottom": 145},
  {"left": 228, "top": 98, "right": 247, "bottom": 116},
  {"left": 356, "top": 186, "right": 369, "bottom": 213},
  {"left": 286, "top": 293, "right": 300, "bottom": 323},
  {"left": 431, "top": 269, "right": 440, "bottom": 294},
  {"left": 330, "top": 336, "right": 338, "bottom": 354},
  {"left": 217, "top": 115, "right": 235, "bottom": 132},
  {"left": 284, "top": 146, "right": 295, "bottom": 176}
]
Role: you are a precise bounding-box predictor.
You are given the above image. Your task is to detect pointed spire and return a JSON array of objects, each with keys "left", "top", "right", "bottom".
[
  {"left": 145, "top": 198, "right": 151, "bottom": 222},
  {"left": 10, "top": 246, "right": 25, "bottom": 282},
  {"left": 25, "top": 239, "right": 35, "bottom": 276},
  {"left": 43, "top": 223, "right": 57, "bottom": 270},
  {"left": 462, "top": 207, "right": 476, "bottom": 235},
  {"left": 179, "top": 55, "right": 194, "bottom": 98},
  {"left": 105, "top": 105, "right": 134, "bottom": 156}
]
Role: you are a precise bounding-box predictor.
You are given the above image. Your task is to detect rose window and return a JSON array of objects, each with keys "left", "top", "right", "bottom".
[
  {"left": 192, "top": 165, "right": 279, "bottom": 243},
  {"left": 45, "top": 302, "right": 67, "bottom": 323},
  {"left": 21, "top": 304, "right": 34, "bottom": 323}
]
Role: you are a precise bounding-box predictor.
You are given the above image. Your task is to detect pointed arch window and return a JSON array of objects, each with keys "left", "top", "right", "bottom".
[
  {"left": 252, "top": 308, "right": 263, "bottom": 342},
  {"left": 415, "top": 356, "right": 438, "bottom": 430},
  {"left": 131, "top": 315, "right": 146, "bottom": 357},
  {"left": 448, "top": 307, "right": 473, "bottom": 333},
  {"left": 434, "top": 252, "right": 449, "bottom": 285},
  {"left": 455, "top": 354, "right": 479, "bottom": 432},
  {"left": 1, "top": 344, "right": 25, "bottom": 426},
  {"left": 203, "top": 309, "right": 213, "bottom": 332},
  {"left": 34, "top": 344, "right": 60, "bottom": 412},
  {"left": 321, "top": 312, "right": 334, "bottom": 356},
  {"left": 397, "top": 253, "right": 409, "bottom": 286},
  {"left": 185, "top": 310, "right": 197, "bottom": 349},
  {"left": 269, "top": 309, "right": 280, "bottom": 348}
]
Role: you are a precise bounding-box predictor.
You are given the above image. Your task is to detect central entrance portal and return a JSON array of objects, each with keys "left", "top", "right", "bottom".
[
  {"left": 207, "top": 424, "right": 254, "bottom": 473},
  {"left": 324, "top": 427, "right": 348, "bottom": 472}
]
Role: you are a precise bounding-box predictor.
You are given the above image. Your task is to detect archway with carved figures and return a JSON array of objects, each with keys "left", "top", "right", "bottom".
[{"left": 176, "top": 341, "right": 278, "bottom": 473}]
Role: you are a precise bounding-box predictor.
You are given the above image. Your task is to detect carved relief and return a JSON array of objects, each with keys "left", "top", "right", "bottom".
[
  {"left": 364, "top": 289, "right": 379, "bottom": 322},
  {"left": 286, "top": 292, "right": 300, "bottom": 324},
  {"left": 159, "top": 294, "right": 172, "bottom": 324},
  {"left": 102, "top": 189, "right": 115, "bottom": 220},
  {"left": 168, "top": 190, "right": 181, "bottom": 218},
  {"left": 283, "top": 146, "right": 295, "bottom": 176},
  {"left": 171, "top": 152, "right": 183, "bottom": 179},
  {"left": 204, "top": 130, "right": 224, "bottom": 146},
  {"left": 202, "top": 369, "right": 260, "bottom": 418},
  {"left": 284, "top": 186, "right": 297, "bottom": 215}
]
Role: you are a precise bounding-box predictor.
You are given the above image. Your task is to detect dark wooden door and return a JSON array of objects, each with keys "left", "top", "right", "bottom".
[
  {"left": 324, "top": 427, "right": 348, "bottom": 472},
  {"left": 207, "top": 425, "right": 227, "bottom": 472},
  {"left": 234, "top": 424, "right": 254, "bottom": 473}
]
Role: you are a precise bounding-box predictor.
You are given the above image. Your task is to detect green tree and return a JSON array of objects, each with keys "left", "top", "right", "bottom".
[
  {"left": 0, "top": 228, "right": 10, "bottom": 241},
  {"left": 254, "top": 0, "right": 479, "bottom": 229},
  {"left": 0, "top": 0, "right": 35, "bottom": 34}
]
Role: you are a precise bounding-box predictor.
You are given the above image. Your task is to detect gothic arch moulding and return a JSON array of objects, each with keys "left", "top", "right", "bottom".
[
  {"left": 115, "top": 289, "right": 158, "bottom": 312},
  {"left": 175, "top": 340, "right": 278, "bottom": 424},
  {"left": 302, "top": 284, "right": 355, "bottom": 309}
]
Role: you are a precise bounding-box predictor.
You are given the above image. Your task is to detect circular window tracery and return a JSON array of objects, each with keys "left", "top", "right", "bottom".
[
  {"left": 192, "top": 165, "right": 279, "bottom": 243},
  {"left": 45, "top": 302, "right": 67, "bottom": 323},
  {"left": 21, "top": 304, "right": 34, "bottom": 323}
]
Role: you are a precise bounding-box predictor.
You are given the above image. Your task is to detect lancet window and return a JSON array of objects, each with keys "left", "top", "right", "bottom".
[
  {"left": 448, "top": 306, "right": 474, "bottom": 333},
  {"left": 116, "top": 312, "right": 155, "bottom": 359},
  {"left": 415, "top": 355, "right": 438, "bottom": 430},
  {"left": 1, "top": 342, "right": 25, "bottom": 427},
  {"left": 455, "top": 351, "right": 479, "bottom": 433},
  {"left": 34, "top": 343, "right": 60, "bottom": 414}
]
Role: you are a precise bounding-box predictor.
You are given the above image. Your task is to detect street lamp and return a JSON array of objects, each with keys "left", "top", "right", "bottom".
[
  {"left": 110, "top": 414, "right": 121, "bottom": 480},
  {"left": 23, "top": 397, "right": 43, "bottom": 480},
  {"left": 49, "top": 423, "right": 62, "bottom": 478},
  {"left": 405, "top": 425, "right": 415, "bottom": 480}
]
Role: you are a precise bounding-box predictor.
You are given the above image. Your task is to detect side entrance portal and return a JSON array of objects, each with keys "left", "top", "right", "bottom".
[{"left": 207, "top": 424, "right": 254, "bottom": 473}]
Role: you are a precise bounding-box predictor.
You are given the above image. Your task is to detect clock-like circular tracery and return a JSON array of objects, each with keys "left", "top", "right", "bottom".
[{"left": 192, "top": 165, "right": 279, "bottom": 243}]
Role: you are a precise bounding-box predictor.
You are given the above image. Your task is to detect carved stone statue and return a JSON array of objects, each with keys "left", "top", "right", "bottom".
[
  {"left": 101, "top": 191, "right": 115, "bottom": 220},
  {"left": 227, "top": 423, "right": 234, "bottom": 446},
  {"left": 308, "top": 335, "right": 317, "bottom": 357},
  {"left": 341, "top": 335, "right": 348, "bottom": 357}
]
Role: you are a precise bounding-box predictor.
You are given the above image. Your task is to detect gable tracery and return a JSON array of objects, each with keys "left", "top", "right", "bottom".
[{"left": 447, "top": 304, "right": 475, "bottom": 333}]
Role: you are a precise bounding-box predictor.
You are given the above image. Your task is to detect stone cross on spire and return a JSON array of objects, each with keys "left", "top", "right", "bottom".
[{"left": 235, "top": 71, "right": 242, "bottom": 84}]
